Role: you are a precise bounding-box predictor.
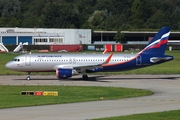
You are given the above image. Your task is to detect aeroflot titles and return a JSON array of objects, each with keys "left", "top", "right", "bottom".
[
  {"left": 38, "top": 55, "right": 62, "bottom": 57},
  {"left": 37, "top": 55, "right": 132, "bottom": 58}
]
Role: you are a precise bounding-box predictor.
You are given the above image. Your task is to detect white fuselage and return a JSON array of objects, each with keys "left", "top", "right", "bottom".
[{"left": 6, "top": 53, "right": 137, "bottom": 72}]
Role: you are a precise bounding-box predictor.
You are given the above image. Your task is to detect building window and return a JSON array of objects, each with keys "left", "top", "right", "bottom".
[
  {"left": 49, "top": 37, "right": 63, "bottom": 43},
  {"left": 34, "top": 37, "right": 48, "bottom": 43}
]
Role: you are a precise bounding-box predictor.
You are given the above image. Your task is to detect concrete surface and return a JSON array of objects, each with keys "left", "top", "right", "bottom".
[{"left": 0, "top": 75, "right": 180, "bottom": 120}]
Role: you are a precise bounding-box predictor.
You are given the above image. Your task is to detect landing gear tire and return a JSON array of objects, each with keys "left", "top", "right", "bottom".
[
  {"left": 26, "top": 76, "right": 31, "bottom": 80},
  {"left": 82, "top": 75, "right": 89, "bottom": 80},
  {"left": 26, "top": 72, "right": 31, "bottom": 80}
]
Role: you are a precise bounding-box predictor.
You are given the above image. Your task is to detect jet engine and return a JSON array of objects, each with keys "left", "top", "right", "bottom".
[{"left": 56, "top": 68, "right": 72, "bottom": 79}]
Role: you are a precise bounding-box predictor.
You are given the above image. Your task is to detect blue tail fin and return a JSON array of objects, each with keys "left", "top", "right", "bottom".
[{"left": 139, "top": 27, "right": 171, "bottom": 55}]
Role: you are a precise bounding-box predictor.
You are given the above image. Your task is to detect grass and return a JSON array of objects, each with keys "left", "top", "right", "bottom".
[
  {"left": 1, "top": 51, "right": 180, "bottom": 118},
  {"left": 93, "top": 110, "right": 180, "bottom": 120},
  {"left": 1, "top": 50, "right": 180, "bottom": 75},
  {"left": 0, "top": 85, "right": 152, "bottom": 108},
  {"left": 0, "top": 53, "right": 22, "bottom": 75},
  {"left": 98, "top": 50, "right": 180, "bottom": 75}
]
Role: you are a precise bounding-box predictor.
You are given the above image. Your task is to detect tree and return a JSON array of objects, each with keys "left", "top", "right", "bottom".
[
  {"left": 0, "top": 0, "right": 21, "bottom": 17},
  {"left": 114, "top": 29, "right": 126, "bottom": 43},
  {"left": 0, "top": 0, "right": 180, "bottom": 30},
  {"left": 44, "top": 3, "right": 80, "bottom": 28},
  {"left": 87, "top": 10, "right": 106, "bottom": 29}
]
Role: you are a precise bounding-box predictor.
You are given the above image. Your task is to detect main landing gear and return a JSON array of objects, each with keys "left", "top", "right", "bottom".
[
  {"left": 82, "top": 71, "right": 89, "bottom": 80},
  {"left": 82, "top": 75, "right": 88, "bottom": 80},
  {"left": 26, "top": 72, "right": 31, "bottom": 80}
]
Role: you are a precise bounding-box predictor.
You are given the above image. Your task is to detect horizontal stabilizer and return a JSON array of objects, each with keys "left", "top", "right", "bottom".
[{"left": 150, "top": 57, "right": 173, "bottom": 63}]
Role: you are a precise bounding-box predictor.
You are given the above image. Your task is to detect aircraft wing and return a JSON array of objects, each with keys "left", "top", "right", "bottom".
[
  {"left": 73, "top": 63, "right": 103, "bottom": 70},
  {"left": 53, "top": 53, "right": 113, "bottom": 71},
  {"left": 75, "top": 53, "right": 113, "bottom": 69}
]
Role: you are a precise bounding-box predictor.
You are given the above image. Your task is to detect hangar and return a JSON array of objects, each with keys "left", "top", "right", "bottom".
[
  {"left": 0, "top": 28, "right": 91, "bottom": 45},
  {"left": 93, "top": 30, "right": 180, "bottom": 44},
  {"left": 1, "top": 27, "right": 180, "bottom": 46}
]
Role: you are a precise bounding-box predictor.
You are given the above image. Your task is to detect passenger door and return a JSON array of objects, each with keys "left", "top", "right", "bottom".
[
  {"left": 25, "top": 56, "right": 31, "bottom": 66},
  {"left": 136, "top": 55, "right": 142, "bottom": 66}
]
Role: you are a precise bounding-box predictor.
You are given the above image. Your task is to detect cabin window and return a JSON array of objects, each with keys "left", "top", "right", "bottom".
[{"left": 13, "top": 59, "right": 18, "bottom": 62}]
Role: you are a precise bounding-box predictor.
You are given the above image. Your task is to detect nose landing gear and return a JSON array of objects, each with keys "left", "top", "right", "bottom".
[{"left": 26, "top": 72, "right": 31, "bottom": 80}]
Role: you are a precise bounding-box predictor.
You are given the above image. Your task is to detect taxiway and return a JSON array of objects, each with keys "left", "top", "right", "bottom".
[{"left": 0, "top": 75, "right": 180, "bottom": 120}]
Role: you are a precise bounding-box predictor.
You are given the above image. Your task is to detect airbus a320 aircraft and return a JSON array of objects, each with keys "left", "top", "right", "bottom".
[{"left": 5, "top": 27, "right": 173, "bottom": 80}]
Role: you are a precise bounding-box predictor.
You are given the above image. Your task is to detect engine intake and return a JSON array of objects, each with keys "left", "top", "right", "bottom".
[{"left": 56, "top": 68, "right": 72, "bottom": 79}]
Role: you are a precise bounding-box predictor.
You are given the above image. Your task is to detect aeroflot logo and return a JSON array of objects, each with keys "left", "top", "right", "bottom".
[
  {"left": 38, "top": 55, "right": 62, "bottom": 57},
  {"left": 141, "top": 32, "right": 170, "bottom": 51},
  {"left": 79, "top": 34, "right": 85, "bottom": 38}
]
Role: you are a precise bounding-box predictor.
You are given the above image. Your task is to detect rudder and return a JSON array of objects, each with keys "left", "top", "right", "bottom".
[{"left": 139, "top": 27, "right": 171, "bottom": 55}]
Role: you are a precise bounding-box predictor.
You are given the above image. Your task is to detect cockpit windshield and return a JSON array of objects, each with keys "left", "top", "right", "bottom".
[{"left": 12, "top": 59, "right": 20, "bottom": 62}]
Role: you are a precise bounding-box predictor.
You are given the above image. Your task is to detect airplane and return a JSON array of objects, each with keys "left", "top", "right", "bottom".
[{"left": 5, "top": 27, "right": 173, "bottom": 80}]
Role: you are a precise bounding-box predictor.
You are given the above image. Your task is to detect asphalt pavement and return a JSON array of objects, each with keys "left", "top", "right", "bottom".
[{"left": 0, "top": 74, "right": 180, "bottom": 120}]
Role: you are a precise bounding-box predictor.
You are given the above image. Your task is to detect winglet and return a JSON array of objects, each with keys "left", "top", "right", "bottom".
[
  {"left": 103, "top": 53, "right": 113, "bottom": 64},
  {"left": 103, "top": 49, "right": 108, "bottom": 54}
]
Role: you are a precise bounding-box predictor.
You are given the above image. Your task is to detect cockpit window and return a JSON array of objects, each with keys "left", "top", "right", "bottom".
[{"left": 12, "top": 59, "right": 20, "bottom": 62}]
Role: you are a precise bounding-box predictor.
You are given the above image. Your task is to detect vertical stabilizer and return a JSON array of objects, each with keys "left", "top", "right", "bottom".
[{"left": 139, "top": 27, "right": 170, "bottom": 55}]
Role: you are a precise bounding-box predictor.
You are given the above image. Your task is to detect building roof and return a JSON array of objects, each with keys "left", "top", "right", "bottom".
[{"left": 94, "top": 30, "right": 180, "bottom": 37}]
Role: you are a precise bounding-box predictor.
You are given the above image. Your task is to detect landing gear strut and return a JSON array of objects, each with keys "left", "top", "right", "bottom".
[
  {"left": 82, "top": 71, "right": 88, "bottom": 80},
  {"left": 26, "top": 72, "right": 31, "bottom": 80},
  {"left": 82, "top": 75, "right": 88, "bottom": 80}
]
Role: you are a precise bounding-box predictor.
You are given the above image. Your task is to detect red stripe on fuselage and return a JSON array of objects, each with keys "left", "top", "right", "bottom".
[{"left": 102, "top": 56, "right": 137, "bottom": 67}]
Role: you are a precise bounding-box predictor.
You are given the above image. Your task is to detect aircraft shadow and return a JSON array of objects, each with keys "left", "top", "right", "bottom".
[
  {"left": 67, "top": 76, "right": 109, "bottom": 82},
  {"left": 94, "top": 76, "right": 180, "bottom": 81},
  {"left": 12, "top": 75, "right": 179, "bottom": 81},
  {"left": 12, "top": 75, "right": 109, "bottom": 82}
]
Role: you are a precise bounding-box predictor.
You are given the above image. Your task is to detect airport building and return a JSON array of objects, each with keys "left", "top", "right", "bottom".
[
  {"left": 0, "top": 28, "right": 92, "bottom": 45},
  {"left": 1, "top": 27, "right": 180, "bottom": 46},
  {"left": 1, "top": 27, "right": 180, "bottom": 52},
  {"left": 93, "top": 30, "right": 180, "bottom": 45}
]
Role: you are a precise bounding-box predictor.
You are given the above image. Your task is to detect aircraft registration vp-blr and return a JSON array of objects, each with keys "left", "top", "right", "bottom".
[{"left": 5, "top": 27, "right": 173, "bottom": 80}]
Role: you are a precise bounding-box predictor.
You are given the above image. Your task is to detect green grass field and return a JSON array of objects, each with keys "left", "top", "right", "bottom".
[
  {"left": 93, "top": 110, "right": 180, "bottom": 120},
  {"left": 1, "top": 50, "right": 180, "bottom": 75},
  {"left": 1, "top": 51, "right": 180, "bottom": 119},
  {"left": 0, "top": 86, "right": 152, "bottom": 108}
]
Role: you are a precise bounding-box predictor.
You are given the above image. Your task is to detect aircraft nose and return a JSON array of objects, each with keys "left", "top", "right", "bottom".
[{"left": 5, "top": 62, "right": 13, "bottom": 70}]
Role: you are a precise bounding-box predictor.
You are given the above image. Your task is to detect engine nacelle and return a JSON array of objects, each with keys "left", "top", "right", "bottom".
[{"left": 56, "top": 68, "right": 72, "bottom": 79}]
